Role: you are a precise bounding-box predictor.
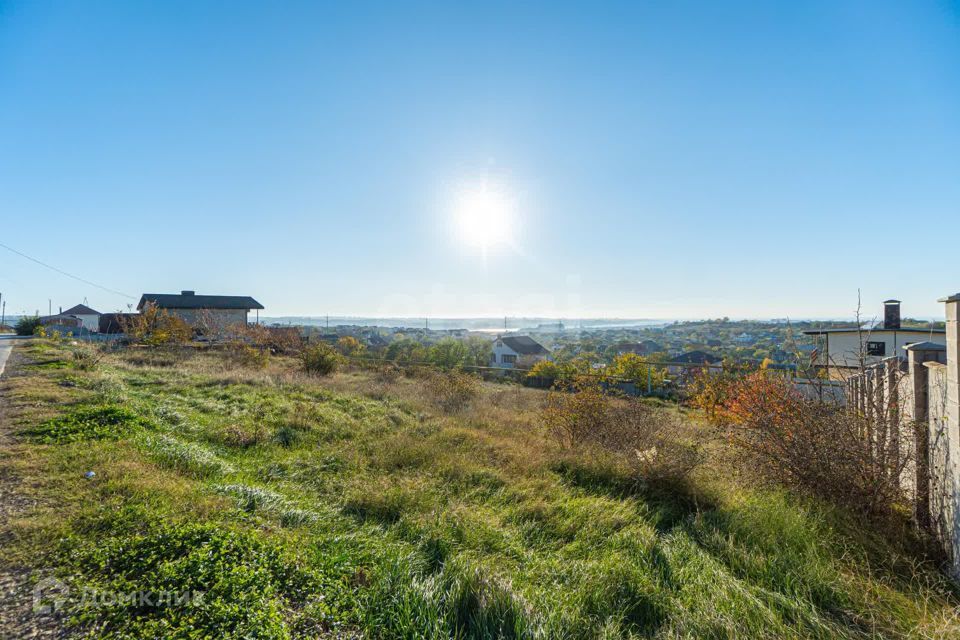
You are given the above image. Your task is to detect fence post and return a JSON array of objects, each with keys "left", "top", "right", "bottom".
[
  {"left": 936, "top": 294, "right": 960, "bottom": 581},
  {"left": 905, "top": 342, "right": 946, "bottom": 530}
]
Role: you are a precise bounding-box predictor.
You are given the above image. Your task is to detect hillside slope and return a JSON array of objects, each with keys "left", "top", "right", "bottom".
[{"left": 1, "top": 339, "right": 957, "bottom": 638}]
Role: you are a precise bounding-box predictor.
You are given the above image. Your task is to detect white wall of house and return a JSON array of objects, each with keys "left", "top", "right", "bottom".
[
  {"left": 491, "top": 339, "right": 520, "bottom": 368},
  {"left": 817, "top": 331, "right": 946, "bottom": 369},
  {"left": 73, "top": 314, "right": 100, "bottom": 332}
]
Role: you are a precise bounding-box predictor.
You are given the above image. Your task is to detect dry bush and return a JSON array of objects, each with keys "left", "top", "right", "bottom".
[
  {"left": 709, "top": 371, "right": 909, "bottom": 517},
  {"left": 222, "top": 424, "right": 268, "bottom": 448},
  {"left": 300, "top": 342, "right": 339, "bottom": 376},
  {"left": 71, "top": 344, "right": 106, "bottom": 371},
  {"left": 542, "top": 380, "right": 699, "bottom": 486},
  {"left": 227, "top": 343, "right": 271, "bottom": 368},
  {"left": 374, "top": 363, "right": 401, "bottom": 384},
  {"left": 121, "top": 302, "right": 192, "bottom": 346},
  {"left": 426, "top": 370, "right": 482, "bottom": 413}
]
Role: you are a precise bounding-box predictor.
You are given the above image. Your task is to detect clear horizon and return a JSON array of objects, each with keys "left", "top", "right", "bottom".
[{"left": 2, "top": 1, "right": 958, "bottom": 319}]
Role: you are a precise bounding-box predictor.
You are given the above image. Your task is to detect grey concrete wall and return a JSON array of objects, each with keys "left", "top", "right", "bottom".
[
  {"left": 842, "top": 310, "right": 959, "bottom": 583},
  {"left": 167, "top": 308, "right": 248, "bottom": 327}
]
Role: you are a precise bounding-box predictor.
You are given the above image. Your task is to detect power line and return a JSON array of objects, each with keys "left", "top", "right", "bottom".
[{"left": 0, "top": 241, "right": 136, "bottom": 300}]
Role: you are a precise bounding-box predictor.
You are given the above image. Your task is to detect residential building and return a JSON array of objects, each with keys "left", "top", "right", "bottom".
[
  {"left": 137, "top": 290, "right": 263, "bottom": 327},
  {"left": 61, "top": 304, "right": 101, "bottom": 331},
  {"left": 491, "top": 335, "right": 549, "bottom": 368},
  {"left": 803, "top": 300, "right": 945, "bottom": 376},
  {"left": 667, "top": 350, "right": 722, "bottom": 376}
]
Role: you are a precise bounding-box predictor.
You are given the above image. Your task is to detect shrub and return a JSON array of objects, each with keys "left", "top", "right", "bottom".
[
  {"left": 712, "top": 371, "right": 908, "bottom": 517},
  {"left": 26, "top": 405, "right": 149, "bottom": 443},
  {"left": 336, "top": 336, "right": 365, "bottom": 357},
  {"left": 221, "top": 424, "right": 267, "bottom": 448},
  {"left": 525, "top": 360, "right": 566, "bottom": 388},
  {"left": 71, "top": 345, "right": 105, "bottom": 371},
  {"left": 300, "top": 343, "right": 339, "bottom": 376},
  {"left": 607, "top": 353, "right": 665, "bottom": 388},
  {"left": 542, "top": 380, "right": 699, "bottom": 488},
  {"left": 426, "top": 370, "right": 481, "bottom": 413},
  {"left": 228, "top": 342, "right": 271, "bottom": 369},
  {"left": 121, "top": 302, "right": 192, "bottom": 346},
  {"left": 15, "top": 315, "right": 42, "bottom": 336}
]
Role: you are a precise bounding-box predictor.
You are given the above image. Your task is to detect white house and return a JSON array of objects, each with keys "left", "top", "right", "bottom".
[
  {"left": 491, "top": 335, "right": 550, "bottom": 369},
  {"left": 60, "top": 304, "right": 101, "bottom": 332},
  {"left": 803, "top": 300, "right": 946, "bottom": 376}
]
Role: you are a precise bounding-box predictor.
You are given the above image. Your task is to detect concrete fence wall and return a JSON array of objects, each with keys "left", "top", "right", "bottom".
[{"left": 844, "top": 295, "right": 960, "bottom": 582}]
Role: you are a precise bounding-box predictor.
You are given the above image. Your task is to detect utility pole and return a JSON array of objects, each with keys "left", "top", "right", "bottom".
[
  {"left": 1, "top": 300, "right": 5, "bottom": 327},
  {"left": 326, "top": 315, "right": 329, "bottom": 330},
  {"left": 49, "top": 299, "right": 52, "bottom": 316}
]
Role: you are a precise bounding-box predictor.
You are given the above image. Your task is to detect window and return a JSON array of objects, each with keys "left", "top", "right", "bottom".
[
  {"left": 501, "top": 354, "right": 517, "bottom": 364},
  {"left": 866, "top": 341, "right": 886, "bottom": 357}
]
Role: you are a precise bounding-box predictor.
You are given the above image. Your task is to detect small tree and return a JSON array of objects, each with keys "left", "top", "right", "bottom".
[
  {"left": 121, "top": 302, "right": 192, "bottom": 346},
  {"left": 15, "top": 316, "right": 42, "bottom": 336},
  {"left": 429, "top": 338, "right": 469, "bottom": 370},
  {"left": 607, "top": 353, "right": 664, "bottom": 388},
  {"left": 336, "top": 336, "right": 365, "bottom": 357},
  {"left": 301, "top": 342, "right": 338, "bottom": 376}
]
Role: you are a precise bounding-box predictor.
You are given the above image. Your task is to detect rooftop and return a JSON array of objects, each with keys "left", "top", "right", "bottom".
[{"left": 138, "top": 291, "right": 264, "bottom": 311}]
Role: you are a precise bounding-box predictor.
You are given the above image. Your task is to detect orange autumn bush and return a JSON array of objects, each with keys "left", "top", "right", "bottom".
[{"left": 697, "top": 371, "right": 908, "bottom": 518}]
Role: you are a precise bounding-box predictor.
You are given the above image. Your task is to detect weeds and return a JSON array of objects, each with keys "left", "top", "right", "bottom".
[{"left": 25, "top": 404, "right": 149, "bottom": 443}]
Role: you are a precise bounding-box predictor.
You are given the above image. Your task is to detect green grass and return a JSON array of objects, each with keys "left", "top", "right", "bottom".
[{"left": 1, "top": 339, "right": 957, "bottom": 638}]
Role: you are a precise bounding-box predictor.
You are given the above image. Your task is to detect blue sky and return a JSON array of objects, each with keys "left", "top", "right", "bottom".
[{"left": 1, "top": 1, "right": 958, "bottom": 320}]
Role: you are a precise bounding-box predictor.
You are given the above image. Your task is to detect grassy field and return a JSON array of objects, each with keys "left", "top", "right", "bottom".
[{"left": 1, "top": 338, "right": 958, "bottom": 638}]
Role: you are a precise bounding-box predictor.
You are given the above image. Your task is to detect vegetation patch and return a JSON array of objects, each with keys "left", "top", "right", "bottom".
[
  {"left": 24, "top": 404, "right": 150, "bottom": 443},
  {"left": 59, "top": 522, "right": 343, "bottom": 638},
  {"left": 141, "top": 434, "right": 234, "bottom": 477}
]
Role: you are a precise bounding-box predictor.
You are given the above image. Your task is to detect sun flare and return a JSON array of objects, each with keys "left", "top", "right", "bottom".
[{"left": 454, "top": 185, "right": 516, "bottom": 252}]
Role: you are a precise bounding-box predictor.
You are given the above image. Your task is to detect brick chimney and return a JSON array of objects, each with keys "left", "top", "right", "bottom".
[{"left": 884, "top": 299, "right": 901, "bottom": 330}]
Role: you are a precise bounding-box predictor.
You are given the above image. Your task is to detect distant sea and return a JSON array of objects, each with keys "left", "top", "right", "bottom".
[{"left": 261, "top": 317, "right": 669, "bottom": 332}]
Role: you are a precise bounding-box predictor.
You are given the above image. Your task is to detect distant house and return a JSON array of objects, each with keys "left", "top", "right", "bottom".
[
  {"left": 61, "top": 304, "right": 101, "bottom": 331},
  {"left": 491, "top": 335, "right": 549, "bottom": 368},
  {"left": 803, "top": 300, "right": 945, "bottom": 376},
  {"left": 138, "top": 290, "right": 264, "bottom": 327},
  {"left": 706, "top": 338, "right": 722, "bottom": 347},
  {"left": 734, "top": 332, "right": 755, "bottom": 345},
  {"left": 614, "top": 340, "right": 663, "bottom": 356},
  {"left": 41, "top": 304, "right": 101, "bottom": 332},
  {"left": 667, "top": 350, "right": 722, "bottom": 376}
]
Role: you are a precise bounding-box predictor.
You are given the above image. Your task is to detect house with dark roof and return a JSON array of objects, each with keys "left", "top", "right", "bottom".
[
  {"left": 614, "top": 339, "right": 664, "bottom": 356},
  {"left": 491, "top": 335, "right": 550, "bottom": 368},
  {"left": 137, "top": 290, "right": 264, "bottom": 327},
  {"left": 41, "top": 303, "right": 101, "bottom": 332},
  {"left": 666, "top": 350, "right": 723, "bottom": 376},
  {"left": 802, "top": 300, "right": 945, "bottom": 376}
]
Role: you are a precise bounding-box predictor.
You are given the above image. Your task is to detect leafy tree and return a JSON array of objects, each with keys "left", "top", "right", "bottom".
[
  {"left": 15, "top": 315, "right": 42, "bottom": 336},
  {"left": 384, "top": 337, "right": 428, "bottom": 364},
  {"left": 429, "top": 338, "right": 470, "bottom": 370},
  {"left": 336, "top": 336, "right": 365, "bottom": 357},
  {"left": 607, "top": 353, "right": 664, "bottom": 387},
  {"left": 120, "top": 303, "right": 191, "bottom": 346}
]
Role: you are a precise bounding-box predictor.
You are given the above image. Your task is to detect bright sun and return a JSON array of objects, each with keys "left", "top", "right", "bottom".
[{"left": 455, "top": 185, "right": 516, "bottom": 252}]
